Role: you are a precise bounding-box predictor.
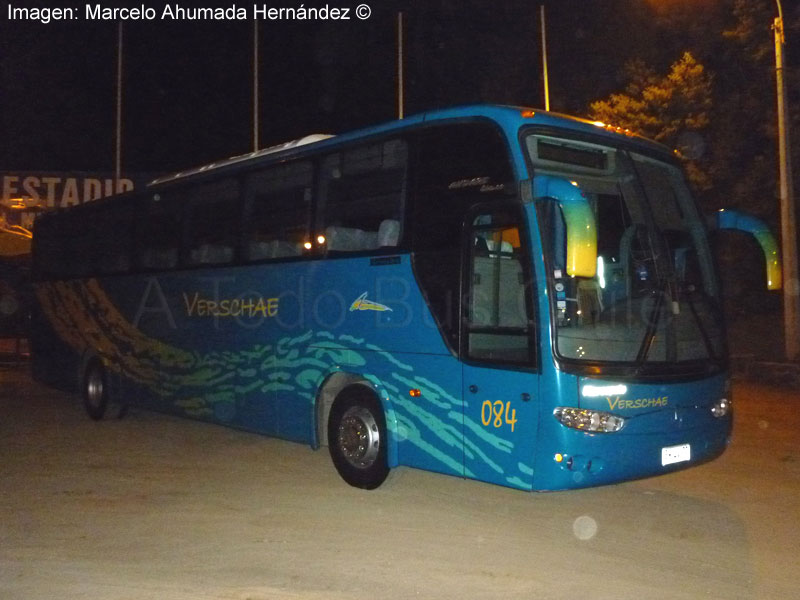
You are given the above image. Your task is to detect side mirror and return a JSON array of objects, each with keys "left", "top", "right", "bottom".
[
  {"left": 533, "top": 175, "right": 597, "bottom": 277},
  {"left": 711, "top": 209, "right": 782, "bottom": 290}
]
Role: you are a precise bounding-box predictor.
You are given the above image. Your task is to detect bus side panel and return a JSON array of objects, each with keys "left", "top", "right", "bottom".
[
  {"left": 101, "top": 270, "right": 282, "bottom": 435},
  {"left": 299, "top": 255, "right": 467, "bottom": 478},
  {"left": 30, "top": 288, "right": 82, "bottom": 393},
  {"left": 32, "top": 257, "right": 528, "bottom": 486}
]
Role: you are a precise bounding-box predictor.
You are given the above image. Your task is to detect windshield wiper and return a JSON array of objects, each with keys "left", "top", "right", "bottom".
[
  {"left": 635, "top": 286, "right": 665, "bottom": 363},
  {"left": 637, "top": 278, "right": 720, "bottom": 364},
  {"left": 683, "top": 286, "right": 720, "bottom": 361},
  {"left": 635, "top": 274, "right": 681, "bottom": 363}
]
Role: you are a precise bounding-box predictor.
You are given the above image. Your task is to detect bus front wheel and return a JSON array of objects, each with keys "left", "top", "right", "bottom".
[
  {"left": 82, "top": 360, "right": 126, "bottom": 421},
  {"left": 328, "top": 386, "right": 390, "bottom": 490}
]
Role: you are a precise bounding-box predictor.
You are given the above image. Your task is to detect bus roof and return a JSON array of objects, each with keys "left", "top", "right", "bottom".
[
  {"left": 148, "top": 133, "right": 335, "bottom": 186},
  {"left": 149, "top": 104, "right": 671, "bottom": 187}
]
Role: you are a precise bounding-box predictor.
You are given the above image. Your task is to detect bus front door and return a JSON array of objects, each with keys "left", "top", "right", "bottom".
[
  {"left": 462, "top": 365, "right": 537, "bottom": 489},
  {"left": 461, "top": 205, "right": 538, "bottom": 489}
]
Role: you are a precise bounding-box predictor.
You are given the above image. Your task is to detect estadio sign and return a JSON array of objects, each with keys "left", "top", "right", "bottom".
[{"left": 1, "top": 172, "right": 140, "bottom": 209}]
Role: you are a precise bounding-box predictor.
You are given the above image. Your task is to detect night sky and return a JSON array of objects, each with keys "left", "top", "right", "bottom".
[{"left": 1, "top": 0, "right": 797, "bottom": 177}]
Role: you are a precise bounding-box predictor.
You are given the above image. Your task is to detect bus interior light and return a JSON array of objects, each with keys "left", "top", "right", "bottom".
[
  {"left": 597, "top": 256, "right": 606, "bottom": 289},
  {"left": 553, "top": 407, "right": 625, "bottom": 433}
]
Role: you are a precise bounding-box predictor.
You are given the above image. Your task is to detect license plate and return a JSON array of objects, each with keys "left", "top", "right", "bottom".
[{"left": 661, "top": 443, "right": 691, "bottom": 466}]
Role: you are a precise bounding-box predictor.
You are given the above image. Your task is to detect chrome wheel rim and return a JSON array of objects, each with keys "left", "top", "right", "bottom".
[
  {"left": 337, "top": 406, "right": 380, "bottom": 469},
  {"left": 86, "top": 369, "right": 104, "bottom": 409}
]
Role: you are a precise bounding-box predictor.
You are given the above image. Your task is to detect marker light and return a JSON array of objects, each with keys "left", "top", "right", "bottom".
[
  {"left": 581, "top": 384, "right": 627, "bottom": 398},
  {"left": 317, "top": 235, "right": 326, "bottom": 244},
  {"left": 590, "top": 120, "right": 635, "bottom": 136},
  {"left": 553, "top": 407, "right": 625, "bottom": 433},
  {"left": 711, "top": 397, "right": 731, "bottom": 418},
  {"left": 303, "top": 241, "right": 313, "bottom": 250}
]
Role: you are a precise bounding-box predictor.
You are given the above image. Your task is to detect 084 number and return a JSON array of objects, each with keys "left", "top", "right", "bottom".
[{"left": 481, "top": 400, "right": 517, "bottom": 433}]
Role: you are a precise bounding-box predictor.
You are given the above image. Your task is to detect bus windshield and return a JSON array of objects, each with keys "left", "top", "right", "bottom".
[{"left": 526, "top": 132, "right": 725, "bottom": 367}]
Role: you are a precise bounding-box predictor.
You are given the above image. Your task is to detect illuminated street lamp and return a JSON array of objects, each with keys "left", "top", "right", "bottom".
[{"left": 773, "top": 0, "right": 799, "bottom": 361}]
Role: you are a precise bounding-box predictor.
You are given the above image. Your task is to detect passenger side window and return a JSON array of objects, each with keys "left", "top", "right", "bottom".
[
  {"left": 95, "top": 204, "right": 134, "bottom": 274},
  {"left": 135, "top": 193, "right": 183, "bottom": 270},
  {"left": 319, "top": 139, "right": 406, "bottom": 252},
  {"left": 465, "top": 208, "right": 534, "bottom": 364},
  {"left": 185, "top": 179, "right": 240, "bottom": 266},
  {"left": 59, "top": 212, "right": 93, "bottom": 279},
  {"left": 245, "top": 161, "right": 313, "bottom": 261},
  {"left": 32, "top": 218, "right": 63, "bottom": 278}
]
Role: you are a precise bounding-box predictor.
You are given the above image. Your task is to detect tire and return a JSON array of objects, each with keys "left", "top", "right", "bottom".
[
  {"left": 328, "top": 386, "right": 390, "bottom": 490},
  {"left": 82, "top": 360, "right": 126, "bottom": 421}
]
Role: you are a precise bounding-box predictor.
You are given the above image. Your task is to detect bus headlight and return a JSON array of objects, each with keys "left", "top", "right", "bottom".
[
  {"left": 711, "top": 397, "right": 731, "bottom": 418},
  {"left": 553, "top": 407, "right": 625, "bottom": 433}
]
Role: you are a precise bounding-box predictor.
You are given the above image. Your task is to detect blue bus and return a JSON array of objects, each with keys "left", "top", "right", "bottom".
[{"left": 30, "top": 105, "right": 780, "bottom": 491}]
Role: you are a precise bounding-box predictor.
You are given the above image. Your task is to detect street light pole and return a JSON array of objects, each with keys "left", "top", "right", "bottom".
[
  {"left": 397, "top": 12, "right": 404, "bottom": 120},
  {"left": 774, "top": 0, "right": 799, "bottom": 361},
  {"left": 540, "top": 5, "right": 550, "bottom": 111},
  {"left": 253, "top": 19, "right": 259, "bottom": 152},
  {"left": 115, "top": 22, "right": 123, "bottom": 191}
]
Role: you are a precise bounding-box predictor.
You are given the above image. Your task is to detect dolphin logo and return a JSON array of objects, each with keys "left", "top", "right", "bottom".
[{"left": 349, "top": 292, "right": 393, "bottom": 312}]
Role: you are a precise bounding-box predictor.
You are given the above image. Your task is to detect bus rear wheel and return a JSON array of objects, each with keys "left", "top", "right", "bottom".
[
  {"left": 82, "top": 360, "right": 126, "bottom": 421},
  {"left": 328, "top": 386, "right": 390, "bottom": 490}
]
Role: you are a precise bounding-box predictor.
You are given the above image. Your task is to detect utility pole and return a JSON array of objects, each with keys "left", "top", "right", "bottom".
[
  {"left": 253, "top": 19, "right": 260, "bottom": 152},
  {"left": 397, "top": 12, "right": 404, "bottom": 120},
  {"left": 115, "top": 22, "right": 123, "bottom": 190},
  {"left": 540, "top": 5, "right": 550, "bottom": 111},
  {"left": 774, "top": 0, "right": 799, "bottom": 361}
]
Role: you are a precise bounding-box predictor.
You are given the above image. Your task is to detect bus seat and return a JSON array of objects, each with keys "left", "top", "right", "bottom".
[
  {"left": 326, "top": 226, "right": 372, "bottom": 251},
  {"left": 363, "top": 231, "right": 379, "bottom": 249},
  {"left": 140, "top": 247, "right": 177, "bottom": 269},
  {"left": 248, "top": 240, "right": 300, "bottom": 260},
  {"left": 269, "top": 240, "right": 300, "bottom": 258},
  {"left": 378, "top": 219, "right": 400, "bottom": 247},
  {"left": 99, "top": 253, "right": 129, "bottom": 273},
  {"left": 191, "top": 244, "right": 233, "bottom": 265},
  {"left": 474, "top": 237, "right": 490, "bottom": 256},
  {"left": 248, "top": 241, "right": 271, "bottom": 260},
  {"left": 500, "top": 257, "right": 525, "bottom": 321}
]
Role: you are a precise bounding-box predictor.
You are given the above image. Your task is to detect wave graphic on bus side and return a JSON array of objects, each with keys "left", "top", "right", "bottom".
[{"left": 34, "top": 279, "right": 528, "bottom": 488}]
